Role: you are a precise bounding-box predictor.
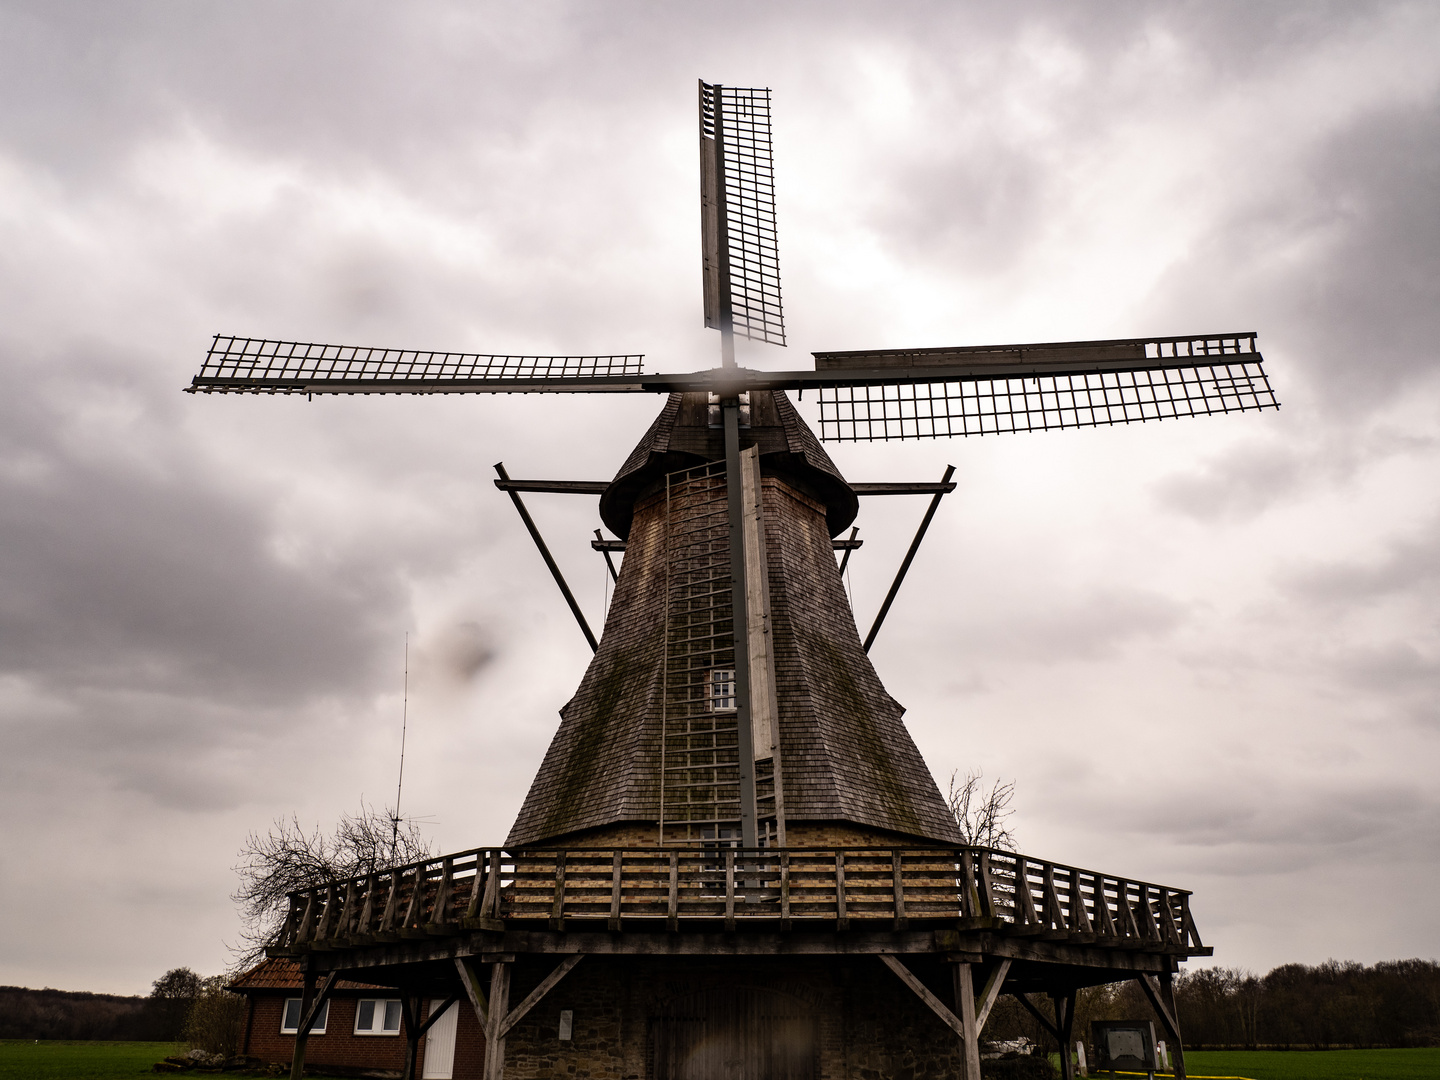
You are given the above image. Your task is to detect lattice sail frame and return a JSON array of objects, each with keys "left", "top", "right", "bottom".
[
  {"left": 815, "top": 334, "right": 1278, "bottom": 441},
  {"left": 192, "top": 336, "right": 644, "bottom": 394},
  {"left": 700, "top": 82, "right": 785, "bottom": 346}
]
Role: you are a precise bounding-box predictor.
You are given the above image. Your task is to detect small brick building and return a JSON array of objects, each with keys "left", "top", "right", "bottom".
[{"left": 230, "top": 958, "right": 484, "bottom": 1078}]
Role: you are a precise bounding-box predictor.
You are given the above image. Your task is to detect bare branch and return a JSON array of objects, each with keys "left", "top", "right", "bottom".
[
  {"left": 946, "top": 768, "right": 1017, "bottom": 850},
  {"left": 228, "top": 800, "right": 432, "bottom": 969}
]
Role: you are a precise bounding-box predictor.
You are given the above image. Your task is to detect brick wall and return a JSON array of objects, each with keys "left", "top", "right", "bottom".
[
  {"left": 242, "top": 992, "right": 484, "bottom": 1078},
  {"left": 499, "top": 954, "right": 963, "bottom": 1080}
]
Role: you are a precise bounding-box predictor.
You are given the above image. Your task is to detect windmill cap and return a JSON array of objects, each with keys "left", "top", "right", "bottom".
[{"left": 600, "top": 391, "right": 859, "bottom": 540}]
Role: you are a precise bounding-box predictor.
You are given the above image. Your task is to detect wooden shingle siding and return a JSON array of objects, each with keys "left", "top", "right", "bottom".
[{"left": 507, "top": 391, "right": 957, "bottom": 848}]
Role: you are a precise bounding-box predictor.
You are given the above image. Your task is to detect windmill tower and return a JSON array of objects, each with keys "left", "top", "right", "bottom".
[{"left": 196, "top": 81, "right": 1276, "bottom": 1080}]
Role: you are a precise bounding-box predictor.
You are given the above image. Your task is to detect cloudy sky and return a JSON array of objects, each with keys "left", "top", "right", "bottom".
[{"left": 2, "top": 1, "right": 1437, "bottom": 995}]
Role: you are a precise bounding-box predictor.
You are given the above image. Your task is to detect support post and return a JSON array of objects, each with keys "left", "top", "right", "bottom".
[
  {"left": 863, "top": 465, "right": 956, "bottom": 652},
  {"left": 952, "top": 962, "right": 982, "bottom": 1080},
  {"left": 289, "top": 969, "right": 337, "bottom": 1080},
  {"left": 1052, "top": 990, "right": 1077, "bottom": 1080},
  {"left": 484, "top": 961, "right": 511, "bottom": 1080},
  {"left": 1136, "top": 972, "right": 1187, "bottom": 1080},
  {"left": 494, "top": 462, "right": 598, "bottom": 653},
  {"left": 723, "top": 401, "right": 759, "bottom": 848},
  {"left": 399, "top": 992, "right": 420, "bottom": 1080}
]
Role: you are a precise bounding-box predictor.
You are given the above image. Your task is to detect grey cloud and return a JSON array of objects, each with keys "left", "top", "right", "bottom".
[{"left": 1286, "top": 513, "right": 1440, "bottom": 604}]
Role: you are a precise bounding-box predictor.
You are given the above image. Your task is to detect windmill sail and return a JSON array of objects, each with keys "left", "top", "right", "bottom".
[
  {"left": 811, "top": 333, "right": 1278, "bottom": 440},
  {"left": 700, "top": 81, "right": 785, "bottom": 347},
  {"left": 188, "top": 336, "right": 644, "bottom": 394}
]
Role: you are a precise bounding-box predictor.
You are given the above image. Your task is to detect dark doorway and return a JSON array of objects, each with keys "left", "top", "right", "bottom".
[{"left": 650, "top": 986, "right": 818, "bottom": 1080}]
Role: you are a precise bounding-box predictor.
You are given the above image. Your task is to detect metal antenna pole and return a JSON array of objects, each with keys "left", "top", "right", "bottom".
[
  {"left": 724, "top": 401, "right": 759, "bottom": 849},
  {"left": 864, "top": 465, "right": 957, "bottom": 653},
  {"left": 391, "top": 633, "right": 408, "bottom": 863}
]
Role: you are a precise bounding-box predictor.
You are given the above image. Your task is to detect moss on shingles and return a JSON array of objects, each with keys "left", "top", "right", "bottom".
[
  {"left": 540, "top": 651, "right": 637, "bottom": 839},
  {"left": 804, "top": 631, "right": 924, "bottom": 837}
]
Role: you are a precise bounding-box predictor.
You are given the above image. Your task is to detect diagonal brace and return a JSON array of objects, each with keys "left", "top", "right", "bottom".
[
  {"left": 497, "top": 954, "right": 584, "bottom": 1039},
  {"left": 880, "top": 954, "right": 966, "bottom": 1039},
  {"left": 1014, "top": 992, "right": 1062, "bottom": 1042},
  {"left": 864, "top": 465, "right": 956, "bottom": 652},
  {"left": 494, "top": 462, "right": 598, "bottom": 652}
]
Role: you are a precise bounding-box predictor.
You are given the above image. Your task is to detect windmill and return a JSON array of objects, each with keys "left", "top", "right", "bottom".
[{"left": 202, "top": 82, "right": 1273, "bottom": 1080}]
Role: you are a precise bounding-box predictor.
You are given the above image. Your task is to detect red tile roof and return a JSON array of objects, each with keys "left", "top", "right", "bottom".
[{"left": 228, "top": 957, "right": 388, "bottom": 993}]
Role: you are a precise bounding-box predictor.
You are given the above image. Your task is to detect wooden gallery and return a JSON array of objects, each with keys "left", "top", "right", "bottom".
[{"left": 200, "top": 81, "right": 1277, "bottom": 1080}]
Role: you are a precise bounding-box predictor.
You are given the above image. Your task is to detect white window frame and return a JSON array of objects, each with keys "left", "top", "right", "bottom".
[
  {"left": 353, "top": 997, "right": 404, "bottom": 1036},
  {"left": 280, "top": 997, "right": 329, "bottom": 1035},
  {"left": 709, "top": 668, "right": 737, "bottom": 713}
]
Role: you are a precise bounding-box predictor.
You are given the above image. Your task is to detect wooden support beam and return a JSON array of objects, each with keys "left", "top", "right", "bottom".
[
  {"left": 1052, "top": 990, "right": 1078, "bottom": 1080},
  {"left": 497, "top": 955, "right": 584, "bottom": 1039},
  {"left": 399, "top": 993, "right": 420, "bottom": 1080},
  {"left": 1014, "top": 992, "right": 1062, "bottom": 1043},
  {"left": 288, "top": 970, "right": 338, "bottom": 1080},
  {"left": 879, "top": 954, "right": 965, "bottom": 1039},
  {"left": 952, "top": 962, "right": 982, "bottom": 1080},
  {"left": 483, "top": 962, "right": 510, "bottom": 1080},
  {"left": 975, "top": 959, "right": 1012, "bottom": 1031},
  {"left": 1137, "top": 972, "right": 1187, "bottom": 1080},
  {"left": 454, "top": 957, "right": 489, "bottom": 1030}
]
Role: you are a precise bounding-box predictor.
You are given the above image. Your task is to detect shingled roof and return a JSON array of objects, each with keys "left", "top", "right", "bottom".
[{"left": 508, "top": 391, "right": 959, "bottom": 848}]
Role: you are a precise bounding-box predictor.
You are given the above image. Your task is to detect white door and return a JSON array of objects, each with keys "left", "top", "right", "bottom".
[{"left": 421, "top": 999, "right": 458, "bottom": 1079}]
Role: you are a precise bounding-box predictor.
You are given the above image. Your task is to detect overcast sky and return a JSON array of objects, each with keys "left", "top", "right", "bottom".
[{"left": 2, "top": 1, "right": 1437, "bottom": 995}]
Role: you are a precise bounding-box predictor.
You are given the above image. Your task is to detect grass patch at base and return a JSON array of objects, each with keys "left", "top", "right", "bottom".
[
  {"left": 0, "top": 1041, "right": 182, "bottom": 1079},
  {"left": 1181, "top": 1048, "right": 1440, "bottom": 1079}
]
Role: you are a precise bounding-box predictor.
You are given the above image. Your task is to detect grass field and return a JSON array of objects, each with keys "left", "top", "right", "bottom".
[
  {"left": 1178, "top": 1048, "right": 1440, "bottom": 1079},
  {"left": 1076, "top": 1048, "right": 1440, "bottom": 1080},
  {"left": 0, "top": 1041, "right": 181, "bottom": 1079}
]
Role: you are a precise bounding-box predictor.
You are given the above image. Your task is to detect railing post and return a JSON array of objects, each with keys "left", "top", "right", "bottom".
[
  {"left": 357, "top": 874, "right": 378, "bottom": 935},
  {"left": 892, "top": 849, "right": 907, "bottom": 931},
  {"left": 667, "top": 851, "right": 679, "bottom": 932},
  {"left": 724, "top": 849, "right": 736, "bottom": 930},
  {"left": 430, "top": 856, "right": 454, "bottom": 927},
  {"left": 780, "top": 851, "right": 791, "bottom": 930},
  {"left": 550, "top": 851, "right": 567, "bottom": 931},
  {"left": 609, "top": 850, "right": 623, "bottom": 931},
  {"left": 978, "top": 851, "right": 997, "bottom": 918},
  {"left": 401, "top": 863, "right": 426, "bottom": 929},
  {"left": 480, "top": 850, "right": 503, "bottom": 920},
  {"left": 465, "top": 850, "right": 485, "bottom": 919},
  {"left": 835, "top": 851, "right": 848, "bottom": 930}
]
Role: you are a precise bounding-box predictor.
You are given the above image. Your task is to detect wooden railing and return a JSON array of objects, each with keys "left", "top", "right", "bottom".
[{"left": 272, "top": 847, "right": 1204, "bottom": 955}]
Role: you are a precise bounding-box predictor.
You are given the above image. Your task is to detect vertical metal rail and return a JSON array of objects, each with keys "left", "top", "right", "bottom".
[
  {"left": 724, "top": 404, "right": 759, "bottom": 849},
  {"left": 863, "top": 465, "right": 956, "bottom": 653},
  {"left": 659, "top": 462, "right": 742, "bottom": 845},
  {"left": 494, "top": 462, "right": 597, "bottom": 652}
]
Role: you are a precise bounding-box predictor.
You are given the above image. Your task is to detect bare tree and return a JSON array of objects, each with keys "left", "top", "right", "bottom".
[
  {"left": 946, "top": 768, "right": 1017, "bottom": 850},
  {"left": 230, "top": 801, "right": 431, "bottom": 969}
]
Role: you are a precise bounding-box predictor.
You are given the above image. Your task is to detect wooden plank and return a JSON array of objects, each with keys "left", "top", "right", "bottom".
[
  {"left": 978, "top": 852, "right": 997, "bottom": 918},
  {"left": 780, "top": 852, "right": 791, "bottom": 929},
  {"left": 498, "top": 955, "right": 584, "bottom": 1039},
  {"left": 380, "top": 874, "right": 401, "bottom": 933},
  {"left": 879, "top": 954, "right": 965, "bottom": 1039},
  {"left": 835, "top": 852, "right": 848, "bottom": 929},
  {"left": 357, "top": 874, "right": 378, "bottom": 935},
  {"left": 1068, "top": 870, "right": 1092, "bottom": 934},
  {"left": 465, "top": 851, "right": 486, "bottom": 919},
  {"left": 401, "top": 865, "right": 425, "bottom": 929}
]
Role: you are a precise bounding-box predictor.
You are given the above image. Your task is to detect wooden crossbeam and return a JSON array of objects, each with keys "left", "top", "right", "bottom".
[{"left": 879, "top": 954, "right": 965, "bottom": 1039}]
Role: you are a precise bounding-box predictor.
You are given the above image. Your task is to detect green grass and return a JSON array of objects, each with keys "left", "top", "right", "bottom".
[
  {"left": 1066, "top": 1048, "right": 1440, "bottom": 1080},
  {"left": 0, "top": 1041, "right": 183, "bottom": 1079},
  {"left": 1180, "top": 1048, "right": 1440, "bottom": 1080}
]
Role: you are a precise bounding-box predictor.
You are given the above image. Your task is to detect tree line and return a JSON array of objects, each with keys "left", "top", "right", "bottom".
[{"left": 982, "top": 959, "right": 1440, "bottom": 1054}]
